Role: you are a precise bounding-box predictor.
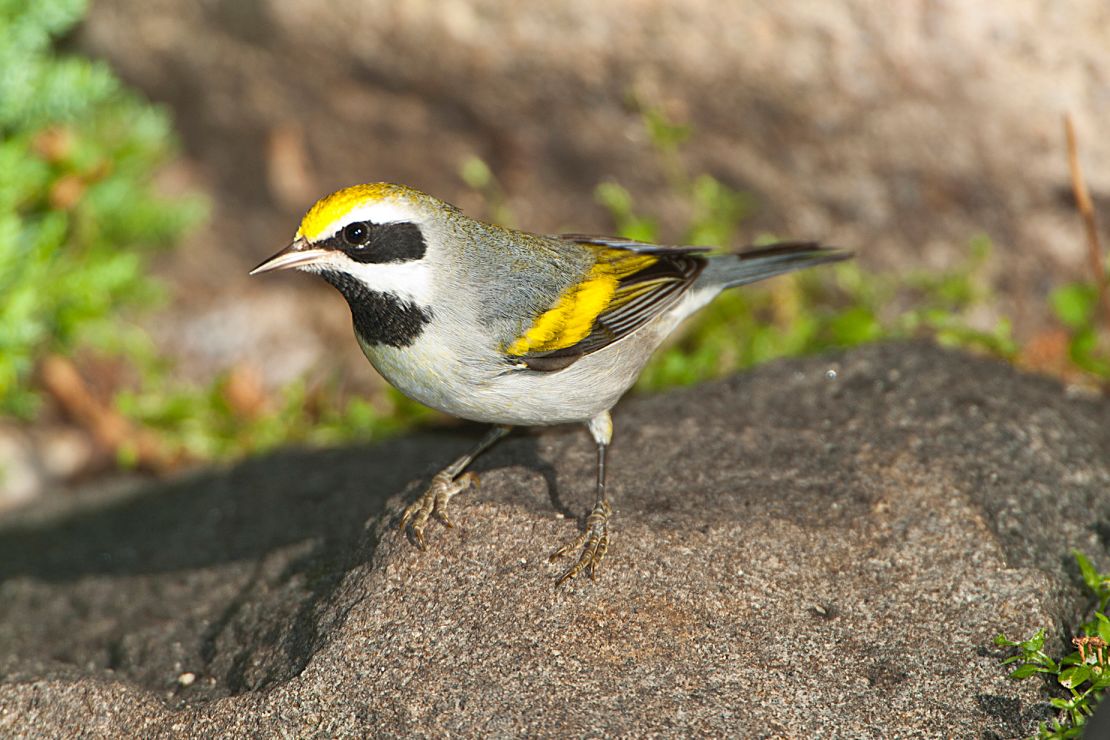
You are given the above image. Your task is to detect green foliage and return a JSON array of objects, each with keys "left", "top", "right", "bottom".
[
  {"left": 590, "top": 109, "right": 1014, "bottom": 391},
  {"left": 1049, "top": 282, "right": 1110, "bottom": 377},
  {"left": 995, "top": 551, "right": 1110, "bottom": 738},
  {"left": 642, "top": 106, "right": 691, "bottom": 154},
  {"left": 0, "top": 0, "right": 417, "bottom": 463},
  {"left": 0, "top": 0, "right": 205, "bottom": 416},
  {"left": 594, "top": 182, "right": 658, "bottom": 243},
  {"left": 459, "top": 154, "right": 515, "bottom": 228},
  {"left": 116, "top": 374, "right": 435, "bottom": 463}
]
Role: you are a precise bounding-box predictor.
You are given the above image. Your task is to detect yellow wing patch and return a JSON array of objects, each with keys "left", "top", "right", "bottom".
[
  {"left": 296, "top": 183, "right": 399, "bottom": 241},
  {"left": 506, "top": 249, "right": 658, "bottom": 356}
]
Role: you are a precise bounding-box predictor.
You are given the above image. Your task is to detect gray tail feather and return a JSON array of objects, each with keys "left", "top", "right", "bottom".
[{"left": 707, "top": 241, "right": 852, "bottom": 289}]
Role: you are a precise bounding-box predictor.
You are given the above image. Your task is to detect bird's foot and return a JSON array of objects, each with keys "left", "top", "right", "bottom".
[
  {"left": 549, "top": 500, "right": 612, "bottom": 586},
  {"left": 399, "top": 471, "right": 479, "bottom": 549}
]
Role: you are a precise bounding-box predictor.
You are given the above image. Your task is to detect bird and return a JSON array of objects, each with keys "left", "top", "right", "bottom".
[{"left": 251, "top": 182, "right": 849, "bottom": 584}]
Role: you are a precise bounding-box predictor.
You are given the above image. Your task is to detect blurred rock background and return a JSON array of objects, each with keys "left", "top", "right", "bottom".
[
  {"left": 77, "top": 0, "right": 1110, "bottom": 322},
  {"left": 4, "top": 0, "right": 1110, "bottom": 504}
]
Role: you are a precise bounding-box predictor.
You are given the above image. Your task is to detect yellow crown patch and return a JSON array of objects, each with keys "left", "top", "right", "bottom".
[{"left": 297, "top": 183, "right": 400, "bottom": 241}]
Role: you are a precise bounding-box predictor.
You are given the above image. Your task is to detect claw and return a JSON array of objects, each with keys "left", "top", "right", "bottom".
[
  {"left": 551, "top": 500, "right": 612, "bottom": 586},
  {"left": 399, "top": 471, "right": 479, "bottom": 548}
]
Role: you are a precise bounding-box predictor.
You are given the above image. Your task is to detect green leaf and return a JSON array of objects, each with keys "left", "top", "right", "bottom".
[
  {"left": 1061, "top": 651, "right": 1084, "bottom": 667},
  {"left": 1059, "top": 665, "right": 1092, "bottom": 689},
  {"left": 459, "top": 155, "right": 491, "bottom": 189},
  {"left": 1075, "top": 550, "right": 1101, "bottom": 592},
  {"left": 1022, "top": 628, "right": 1047, "bottom": 653},
  {"left": 1096, "top": 613, "right": 1110, "bottom": 643},
  {"left": 1051, "top": 283, "right": 1098, "bottom": 330},
  {"left": 593, "top": 182, "right": 659, "bottom": 242},
  {"left": 1009, "top": 664, "right": 1044, "bottom": 679},
  {"left": 1068, "top": 326, "right": 1110, "bottom": 376},
  {"left": 642, "top": 106, "right": 690, "bottom": 152}
]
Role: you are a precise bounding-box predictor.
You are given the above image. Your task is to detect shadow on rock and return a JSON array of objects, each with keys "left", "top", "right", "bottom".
[
  {"left": 0, "top": 425, "right": 553, "bottom": 582},
  {"left": 0, "top": 424, "right": 552, "bottom": 701}
]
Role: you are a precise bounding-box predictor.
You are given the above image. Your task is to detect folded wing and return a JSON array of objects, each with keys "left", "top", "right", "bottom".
[{"left": 505, "top": 236, "right": 708, "bottom": 372}]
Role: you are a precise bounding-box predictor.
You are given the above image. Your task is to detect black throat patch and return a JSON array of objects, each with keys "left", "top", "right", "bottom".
[{"left": 318, "top": 270, "right": 431, "bottom": 348}]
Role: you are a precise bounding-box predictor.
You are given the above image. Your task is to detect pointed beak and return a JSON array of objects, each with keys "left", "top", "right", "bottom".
[{"left": 249, "top": 238, "right": 329, "bottom": 275}]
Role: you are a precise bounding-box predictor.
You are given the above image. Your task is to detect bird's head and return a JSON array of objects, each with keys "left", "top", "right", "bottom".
[
  {"left": 251, "top": 182, "right": 453, "bottom": 306},
  {"left": 252, "top": 183, "right": 459, "bottom": 347}
]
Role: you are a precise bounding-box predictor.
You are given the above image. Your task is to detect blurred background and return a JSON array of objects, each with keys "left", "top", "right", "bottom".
[{"left": 3, "top": 0, "right": 1109, "bottom": 510}]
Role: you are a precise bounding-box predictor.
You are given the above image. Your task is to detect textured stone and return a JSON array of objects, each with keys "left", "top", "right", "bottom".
[{"left": 1, "top": 342, "right": 1107, "bottom": 736}]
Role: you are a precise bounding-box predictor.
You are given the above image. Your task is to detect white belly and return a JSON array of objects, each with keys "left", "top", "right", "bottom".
[
  {"left": 358, "top": 322, "right": 659, "bottom": 426},
  {"left": 356, "top": 287, "right": 717, "bottom": 426}
]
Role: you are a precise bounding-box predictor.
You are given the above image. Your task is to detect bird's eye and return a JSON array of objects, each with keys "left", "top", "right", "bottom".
[{"left": 342, "top": 222, "right": 370, "bottom": 247}]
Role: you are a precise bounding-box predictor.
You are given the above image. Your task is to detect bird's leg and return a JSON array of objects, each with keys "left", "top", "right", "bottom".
[
  {"left": 400, "top": 424, "right": 511, "bottom": 549},
  {"left": 550, "top": 411, "right": 613, "bottom": 585}
]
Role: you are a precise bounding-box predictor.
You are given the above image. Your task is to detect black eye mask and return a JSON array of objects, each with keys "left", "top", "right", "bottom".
[{"left": 319, "top": 221, "right": 427, "bottom": 264}]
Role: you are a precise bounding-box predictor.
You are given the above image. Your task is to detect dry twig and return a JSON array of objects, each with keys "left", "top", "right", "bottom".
[
  {"left": 37, "top": 354, "right": 184, "bottom": 474},
  {"left": 1064, "top": 113, "right": 1110, "bottom": 334}
]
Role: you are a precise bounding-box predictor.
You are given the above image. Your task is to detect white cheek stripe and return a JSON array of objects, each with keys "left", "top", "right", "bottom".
[
  {"left": 300, "top": 253, "right": 433, "bottom": 305},
  {"left": 313, "top": 201, "right": 419, "bottom": 241},
  {"left": 302, "top": 199, "right": 433, "bottom": 305}
]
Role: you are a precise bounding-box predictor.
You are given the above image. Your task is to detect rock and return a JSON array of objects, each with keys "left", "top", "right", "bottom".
[
  {"left": 0, "top": 424, "right": 94, "bottom": 513},
  {"left": 78, "top": 0, "right": 1110, "bottom": 313},
  {"left": 1, "top": 342, "right": 1107, "bottom": 736}
]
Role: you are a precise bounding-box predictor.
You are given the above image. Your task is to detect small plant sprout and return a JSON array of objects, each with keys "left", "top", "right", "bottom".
[{"left": 995, "top": 551, "right": 1110, "bottom": 738}]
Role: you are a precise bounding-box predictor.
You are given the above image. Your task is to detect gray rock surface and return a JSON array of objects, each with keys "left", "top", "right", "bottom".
[{"left": 2, "top": 342, "right": 1108, "bottom": 736}]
